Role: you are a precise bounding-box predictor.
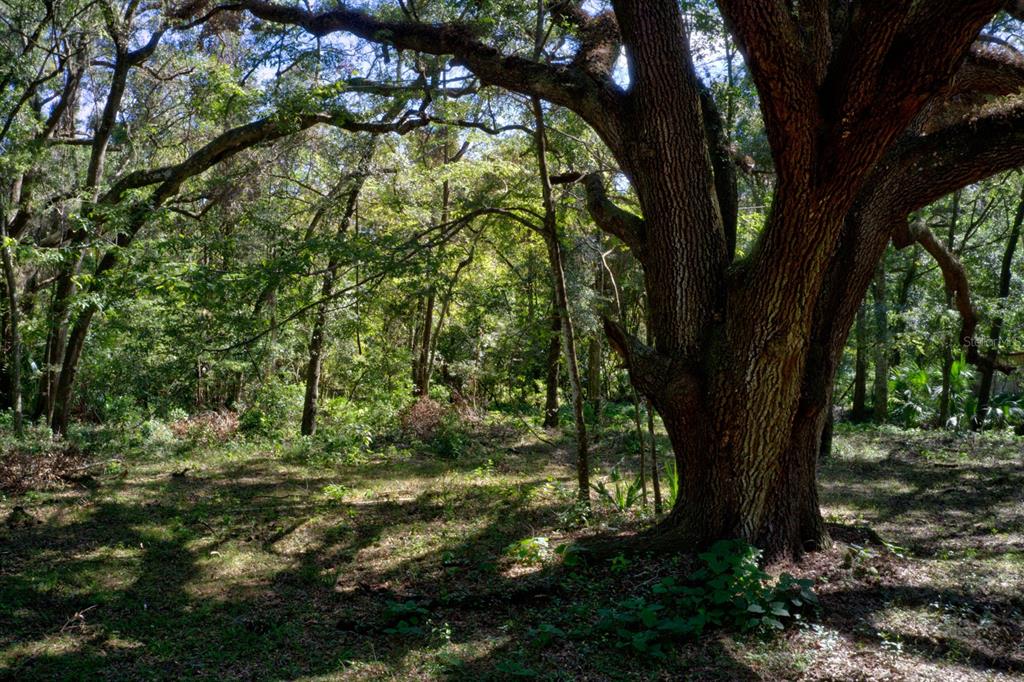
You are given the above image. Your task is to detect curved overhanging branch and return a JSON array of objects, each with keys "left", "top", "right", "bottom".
[
  {"left": 236, "top": 1, "right": 624, "bottom": 146},
  {"left": 954, "top": 45, "right": 1024, "bottom": 99},
  {"left": 874, "top": 100, "right": 1024, "bottom": 218},
  {"left": 102, "top": 110, "right": 429, "bottom": 207},
  {"left": 603, "top": 317, "right": 670, "bottom": 403},
  {"left": 34, "top": 109, "right": 430, "bottom": 251},
  {"left": 581, "top": 172, "right": 645, "bottom": 257},
  {"left": 893, "top": 219, "right": 1014, "bottom": 374},
  {"left": 920, "top": 43, "right": 1024, "bottom": 132}
]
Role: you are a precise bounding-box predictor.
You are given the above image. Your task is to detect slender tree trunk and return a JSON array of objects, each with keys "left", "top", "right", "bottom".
[
  {"left": 542, "top": 297, "right": 560, "bottom": 427},
  {"left": 889, "top": 253, "right": 919, "bottom": 367},
  {"left": 973, "top": 187, "right": 1024, "bottom": 429},
  {"left": 0, "top": 219, "right": 23, "bottom": 437},
  {"left": 938, "top": 346, "right": 954, "bottom": 427},
  {"left": 642, "top": 310, "right": 662, "bottom": 514},
  {"left": 647, "top": 400, "right": 661, "bottom": 514},
  {"left": 301, "top": 150, "right": 374, "bottom": 435},
  {"left": 587, "top": 336, "right": 601, "bottom": 427},
  {"left": 0, "top": 304, "right": 10, "bottom": 412},
  {"left": 872, "top": 261, "right": 889, "bottom": 422},
  {"left": 531, "top": 96, "right": 589, "bottom": 504},
  {"left": 819, "top": 409, "right": 833, "bottom": 460},
  {"left": 426, "top": 248, "right": 474, "bottom": 394},
  {"left": 415, "top": 290, "right": 435, "bottom": 396},
  {"left": 938, "top": 191, "right": 961, "bottom": 427},
  {"left": 852, "top": 305, "right": 868, "bottom": 421},
  {"left": 410, "top": 296, "right": 422, "bottom": 388},
  {"left": 301, "top": 284, "right": 332, "bottom": 436},
  {"left": 602, "top": 244, "right": 646, "bottom": 502},
  {"left": 51, "top": 306, "right": 96, "bottom": 435},
  {"left": 34, "top": 255, "right": 81, "bottom": 423}
]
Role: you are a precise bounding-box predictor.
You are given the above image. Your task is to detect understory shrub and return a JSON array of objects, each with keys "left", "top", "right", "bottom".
[
  {"left": 239, "top": 380, "right": 303, "bottom": 437},
  {"left": 398, "top": 397, "right": 473, "bottom": 458},
  {"left": 591, "top": 467, "right": 642, "bottom": 512},
  {"left": 428, "top": 412, "right": 471, "bottom": 459},
  {"left": 592, "top": 540, "right": 818, "bottom": 656}
]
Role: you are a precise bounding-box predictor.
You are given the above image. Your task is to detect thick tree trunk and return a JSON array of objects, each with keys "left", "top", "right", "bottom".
[
  {"left": 243, "top": 0, "right": 1012, "bottom": 559},
  {"left": 624, "top": 198, "right": 894, "bottom": 559},
  {"left": 649, "top": 362, "right": 833, "bottom": 558},
  {"left": 973, "top": 187, "right": 1024, "bottom": 429}
]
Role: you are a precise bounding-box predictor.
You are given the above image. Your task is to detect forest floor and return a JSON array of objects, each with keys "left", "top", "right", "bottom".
[{"left": 1, "top": 419, "right": 1022, "bottom": 681}]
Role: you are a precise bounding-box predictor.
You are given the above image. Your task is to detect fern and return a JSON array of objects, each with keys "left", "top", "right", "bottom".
[{"left": 663, "top": 458, "right": 680, "bottom": 509}]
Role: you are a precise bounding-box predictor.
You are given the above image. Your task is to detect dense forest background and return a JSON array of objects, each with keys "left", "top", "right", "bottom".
[
  {"left": 2, "top": 1, "right": 1022, "bottom": 444},
  {"left": 2, "top": 1, "right": 1023, "bottom": 679}
]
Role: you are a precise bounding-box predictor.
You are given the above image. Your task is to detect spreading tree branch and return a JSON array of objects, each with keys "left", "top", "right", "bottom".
[
  {"left": 871, "top": 100, "right": 1024, "bottom": 219},
  {"left": 237, "top": 1, "right": 623, "bottom": 144},
  {"left": 548, "top": 0, "right": 621, "bottom": 81},
  {"left": 893, "top": 219, "right": 1013, "bottom": 373},
  {"left": 823, "top": 1, "right": 1003, "bottom": 178},
  {"left": 582, "top": 172, "right": 645, "bottom": 256},
  {"left": 602, "top": 317, "right": 671, "bottom": 402}
]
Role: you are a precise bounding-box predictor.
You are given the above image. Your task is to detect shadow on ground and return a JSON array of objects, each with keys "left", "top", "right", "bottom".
[{"left": 1, "top": 427, "right": 1021, "bottom": 679}]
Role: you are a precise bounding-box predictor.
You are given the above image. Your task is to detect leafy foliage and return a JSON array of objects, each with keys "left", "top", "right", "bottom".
[
  {"left": 593, "top": 540, "right": 819, "bottom": 656},
  {"left": 591, "top": 467, "right": 642, "bottom": 512}
]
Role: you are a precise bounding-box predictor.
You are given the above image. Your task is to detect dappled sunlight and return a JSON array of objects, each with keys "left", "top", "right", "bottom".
[{"left": 2, "top": 425, "right": 1021, "bottom": 679}]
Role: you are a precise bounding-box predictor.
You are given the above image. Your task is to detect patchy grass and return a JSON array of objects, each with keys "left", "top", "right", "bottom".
[{"left": 1, "top": 422, "right": 1022, "bottom": 680}]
